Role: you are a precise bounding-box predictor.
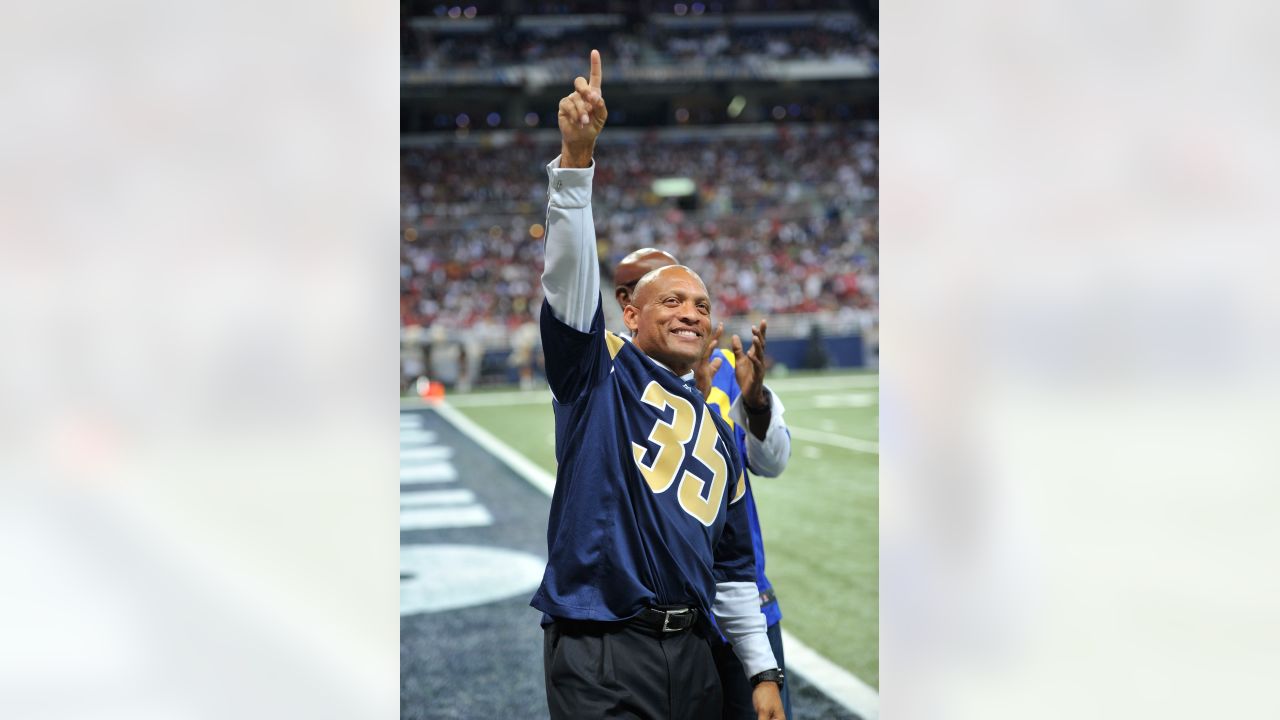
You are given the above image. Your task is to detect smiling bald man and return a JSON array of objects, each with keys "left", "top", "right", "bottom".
[
  {"left": 531, "top": 50, "right": 786, "bottom": 720},
  {"left": 613, "top": 250, "right": 795, "bottom": 720}
]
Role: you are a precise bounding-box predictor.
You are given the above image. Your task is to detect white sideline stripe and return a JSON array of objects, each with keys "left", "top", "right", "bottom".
[
  {"left": 788, "top": 426, "right": 879, "bottom": 455},
  {"left": 401, "top": 446, "right": 454, "bottom": 463},
  {"left": 426, "top": 399, "right": 877, "bottom": 716},
  {"left": 400, "top": 504, "right": 493, "bottom": 530},
  {"left": 400, "top": 489, "right": 476, "bottom": 507},
  {"left": 400, "top": 463, "right": 458, "bottom": 483},
  {"left": 780, "top": 628, "right": 879, "bottom": 719},
  {"left": 431, "top": 401, "right": 558, "bottom": 496}
]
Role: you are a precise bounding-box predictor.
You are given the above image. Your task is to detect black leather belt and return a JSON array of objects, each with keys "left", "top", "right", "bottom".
[{"left": 628, "top": 606, "right": 699, "bottom": 634}]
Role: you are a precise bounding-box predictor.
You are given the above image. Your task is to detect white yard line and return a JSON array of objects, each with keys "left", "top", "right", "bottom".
[
  {"left": 788, "top": 426, "right": 880, "bottom": 455},
  {"left": 400, "top": 462, "right": 458, "bottom": 484},
  {"left": 766, "top": 375, "right": 879, "bottom": 392},
  {"left": 425, "top": 400, "right": 879, "bottom": 719},
  {"left": 783, "top": 399, "right": 879, "bottom": 412},
  {"left": 400, "top": 504, "right": 494, "bottom": 531},
  {"left": 399, "top": 429, "right": 437, "bottom": 445},
  {"left": 399, "top": 489, "right": 477, "bottom": 507}
]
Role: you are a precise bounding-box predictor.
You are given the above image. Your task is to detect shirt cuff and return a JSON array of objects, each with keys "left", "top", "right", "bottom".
[
  {"left": 728, "top": 387, "right": 790, "bottom": 477},
  {"left": 547, "top": 155, "right": 594, "bottom": 209}
]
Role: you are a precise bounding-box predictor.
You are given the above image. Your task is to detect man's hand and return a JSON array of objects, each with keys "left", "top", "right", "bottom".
[
  {"left": 732, "top": 319, "right": 770, "bottom": 439},
  {"left": 557, "top": 49, "right": 607, "bottom": 168},
  {"left": 694, "top": 322, "right": 724, "bottom": 398},
  {"left": 732, "top": 319, "right": 769, "bottom": 407},
  {"left": 752, "top": 681, "right": 785, "bottom": 720}
]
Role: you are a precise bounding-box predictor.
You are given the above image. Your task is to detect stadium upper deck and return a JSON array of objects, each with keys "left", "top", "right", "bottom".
[{"left": 402, "top": 0, "right": 878, "bottom": 89}]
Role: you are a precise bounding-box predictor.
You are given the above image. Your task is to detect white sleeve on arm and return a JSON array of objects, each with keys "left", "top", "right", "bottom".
[
  {"left": 728, "top": 387, "right": 791, "bottom": 477},
  {"left": 540, "top": 155, "right": 599, "bottom": 332},
  {"left": 713, "top": 581, "right": 778, "bottom": 679}
]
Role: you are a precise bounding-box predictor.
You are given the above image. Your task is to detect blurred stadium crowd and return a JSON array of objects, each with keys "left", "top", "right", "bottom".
[
  {"left": 401, "top": 125, "right": 877, "bottom": 327},
  {"left": 401, "top": 0, "right": 877, "bottom": 390}
]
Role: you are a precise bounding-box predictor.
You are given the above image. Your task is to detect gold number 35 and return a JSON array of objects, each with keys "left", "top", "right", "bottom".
[{"left": 631, "top": 381, "right": 738, "bottom": 526}]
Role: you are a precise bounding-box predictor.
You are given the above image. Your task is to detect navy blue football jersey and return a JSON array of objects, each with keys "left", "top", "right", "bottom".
[{"left": 530, "top": 299, "right": 756, "bottom": 622}]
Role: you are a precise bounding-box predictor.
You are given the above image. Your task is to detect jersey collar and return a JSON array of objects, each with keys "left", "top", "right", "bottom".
[{"left": 617, "top": 330, "right": 695, "bottom": 382}]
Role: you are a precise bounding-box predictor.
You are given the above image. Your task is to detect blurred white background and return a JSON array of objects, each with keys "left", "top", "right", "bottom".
[
  {"left": 882, "top": 0, "right": 1280, "bottom": 717},
  {"left": 0, "top": 0, "right": 398, "bottom": 717},
  {"left": 2, "top": 0, "right": 1278, "bottom": 716}
]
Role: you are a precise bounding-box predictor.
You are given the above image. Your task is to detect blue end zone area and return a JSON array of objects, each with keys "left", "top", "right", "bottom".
[
  {"left": 400, "top": 408, "right": 549, "bottom": 719},
  {"left": 400, "top": 407, "right": 867, "bottom": 720}
]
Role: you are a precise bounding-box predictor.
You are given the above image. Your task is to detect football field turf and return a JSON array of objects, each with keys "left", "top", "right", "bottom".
[{"left": 445, "top": 369, "right": 879, "bottom": 688}]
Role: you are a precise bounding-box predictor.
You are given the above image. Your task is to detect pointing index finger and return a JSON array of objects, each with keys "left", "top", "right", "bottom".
[{"left": 589, "top": 49, "right": 603, "bottom": 89}]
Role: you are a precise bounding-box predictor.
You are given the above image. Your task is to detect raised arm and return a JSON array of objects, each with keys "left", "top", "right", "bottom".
[{"left": 541, "top": 50, "right": 609, "bottom": 332}]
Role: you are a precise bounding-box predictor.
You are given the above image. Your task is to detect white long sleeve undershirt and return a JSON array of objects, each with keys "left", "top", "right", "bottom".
[
  {"left": 540, "top": 156, "right": 599, "bottom": 331},
  {"left": 713, "top": 581, "right": 779, "bottom": 679}
]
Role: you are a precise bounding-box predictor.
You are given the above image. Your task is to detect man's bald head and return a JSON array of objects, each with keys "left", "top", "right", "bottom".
[
  {"left": 631, "top": 265, "right": 708, "bottom": 305},
  {"left": 613, "top": 248, "right": 679, "bottom": 310},
  {"left": 615, "top": 248, "right": 679, "bottom": 288}
]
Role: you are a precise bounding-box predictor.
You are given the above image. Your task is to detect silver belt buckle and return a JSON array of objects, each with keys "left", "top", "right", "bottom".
[{"left": 661, "top": 608, "right": 690, "bottom": 632}]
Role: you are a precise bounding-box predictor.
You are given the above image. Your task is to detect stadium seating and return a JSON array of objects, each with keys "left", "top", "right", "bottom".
[
  {"left": 401, "top": 122, "right": 877, "bottom": 330},
  {"left": 402, "top": 3, "right": 879, "bottom": 76}
]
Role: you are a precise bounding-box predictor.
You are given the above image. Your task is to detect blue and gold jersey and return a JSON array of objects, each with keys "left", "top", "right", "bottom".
[
  {"left": 531, "top": 300, "right": 755, "bottom": 622},
  {"left": 704, "top": 349, "right": 784, "bottom": 627}
]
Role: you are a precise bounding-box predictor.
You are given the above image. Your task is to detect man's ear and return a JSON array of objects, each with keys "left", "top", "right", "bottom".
[
  {"left": 623, "top": 303, "right": 639, "bottom": 334},
  {"left": 614, "top": 286, "right": 630, "bottom": 311}
]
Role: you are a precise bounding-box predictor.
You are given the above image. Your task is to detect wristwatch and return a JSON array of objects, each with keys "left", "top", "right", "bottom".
[{"left": 750, "top": 668, "right": 785, "bottom": 689}]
